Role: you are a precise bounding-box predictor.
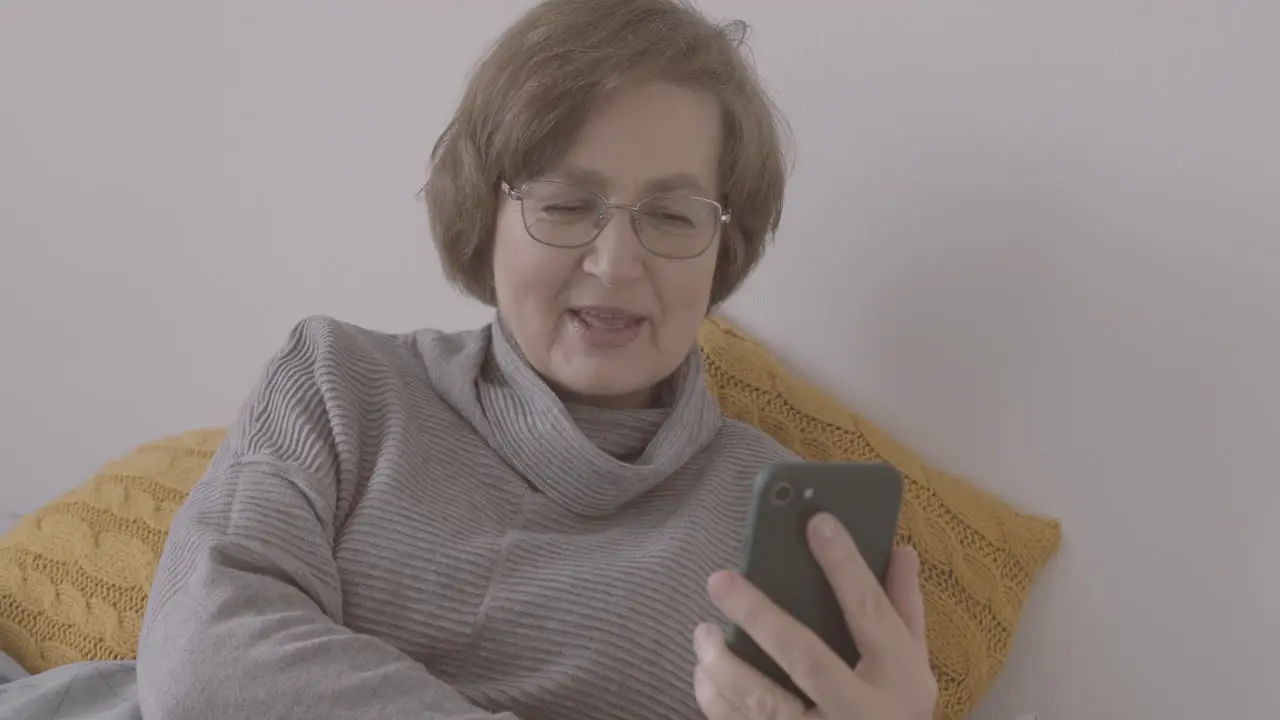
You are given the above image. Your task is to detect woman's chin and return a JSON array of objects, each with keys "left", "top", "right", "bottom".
[{"left": 544, "top": 333, "right": 683, "bottom": 408}]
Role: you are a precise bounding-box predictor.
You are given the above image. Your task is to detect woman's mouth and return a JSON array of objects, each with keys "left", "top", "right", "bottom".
[{"left": 567, "top": 306, "right": 647, "bottom": 348}]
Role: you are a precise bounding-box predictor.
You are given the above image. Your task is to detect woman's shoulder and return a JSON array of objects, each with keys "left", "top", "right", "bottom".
[
  {"left": 278, "top": 314, "right": 431, "bottom": 355},
  {"left": 265, "top": 315, "right": 492, "bottom": 422},
  {"left": 221, "top": 315, "right": 484, "bottom": 472},
  {"left": 274, "top": 314, "right": 483, "bottom": 376},
  {"left": 246, "top": 314, "right": 488, "bottom": 428}
]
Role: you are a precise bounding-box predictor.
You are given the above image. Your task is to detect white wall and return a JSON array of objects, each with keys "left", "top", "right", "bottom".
[{"left": 2, "top": 1, "right": 1277, "bottom": 717}]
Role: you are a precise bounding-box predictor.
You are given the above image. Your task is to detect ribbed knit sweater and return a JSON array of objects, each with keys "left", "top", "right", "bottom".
[{"left": 136, "top": 315, "right": 797, "bottom": 720}]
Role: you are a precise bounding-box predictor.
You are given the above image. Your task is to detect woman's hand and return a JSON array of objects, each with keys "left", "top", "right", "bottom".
[{"left": 692, "top": 513, "right": 937, "bottom": 719}]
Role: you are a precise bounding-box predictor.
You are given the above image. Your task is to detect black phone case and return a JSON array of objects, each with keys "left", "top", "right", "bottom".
[{"left": 725, "top": 462, "right": 904, "bottom": 704}]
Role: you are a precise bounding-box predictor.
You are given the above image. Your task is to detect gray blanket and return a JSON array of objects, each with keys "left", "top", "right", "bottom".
[{"left": 0, "top": 652, "right": 140, "bottom": 719}]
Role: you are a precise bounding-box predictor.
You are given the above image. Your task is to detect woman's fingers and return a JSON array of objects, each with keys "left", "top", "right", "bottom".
[
  {"left": 692, "top": 622, "right": 806, "bottom": 720},
  {"left": 885, "top": 545, "right": 928, "bottom": 649},
  {"left": 706, "top": 570, "right": 865, "bottom": 710},
  {"left": 806, "top": 513, "right": 916, "bottom": 664}
]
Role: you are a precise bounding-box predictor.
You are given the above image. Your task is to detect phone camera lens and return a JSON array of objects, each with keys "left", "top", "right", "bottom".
[{"left": 770, "top": 482, "right": 794, "bottom": 506}]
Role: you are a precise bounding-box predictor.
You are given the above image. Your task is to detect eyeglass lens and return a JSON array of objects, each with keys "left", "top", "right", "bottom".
[{"left": 518, "top": 181, "right": 720, "bottom": 258}]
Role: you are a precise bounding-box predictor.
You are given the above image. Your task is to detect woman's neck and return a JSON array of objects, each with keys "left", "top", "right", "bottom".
[{"left": 427, "top": 320, "right": 723, "bottom": 516}]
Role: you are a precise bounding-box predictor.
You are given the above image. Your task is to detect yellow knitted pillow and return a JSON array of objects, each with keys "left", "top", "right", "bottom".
[
  {"left": 698, "top": 316, "right": 1060, "bottom": 720},
  {"left": 0, "top": 429, "right": 224, "bottom": 672},
  {"left": 0, "top": 318, "right": 1059, "bottom": 720}
]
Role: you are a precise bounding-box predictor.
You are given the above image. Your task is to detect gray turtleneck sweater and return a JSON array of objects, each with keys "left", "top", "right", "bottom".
[{"left": 133, "top": 315, "right": 797, "bottom": 720}]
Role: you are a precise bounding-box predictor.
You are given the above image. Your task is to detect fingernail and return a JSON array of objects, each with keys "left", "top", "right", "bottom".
[
  {"left": 810, "top": 512, "right": 837, "bottom": 541},
  {"left": 707, "top": 570, "right": 736, "bottom": 602},
  {"left": 902, "top": 544, "right": 921, "bottom": 570}
]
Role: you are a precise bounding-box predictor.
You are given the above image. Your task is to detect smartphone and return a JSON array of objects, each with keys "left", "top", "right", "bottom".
[{"left": 725, "top": 461, "right": 904, "bottom": 703}]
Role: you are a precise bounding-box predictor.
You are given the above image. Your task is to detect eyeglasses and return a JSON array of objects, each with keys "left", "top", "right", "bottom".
[{"left": 501, "top": 180, "right": 730, "bottom": 260}]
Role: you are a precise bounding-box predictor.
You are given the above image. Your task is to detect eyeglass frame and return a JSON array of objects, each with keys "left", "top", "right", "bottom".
[{"left": 500, "top": 179, "right": 732, "bottom": 260}]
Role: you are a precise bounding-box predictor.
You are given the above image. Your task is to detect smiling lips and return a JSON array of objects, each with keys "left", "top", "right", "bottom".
[{"left": 567, "top": 305, "right": 647, "bottom": 348}]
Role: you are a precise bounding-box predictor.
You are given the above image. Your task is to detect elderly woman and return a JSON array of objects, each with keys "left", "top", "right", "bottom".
[{"left": 2, "top": 1, "right": 938, "bottom": 719}]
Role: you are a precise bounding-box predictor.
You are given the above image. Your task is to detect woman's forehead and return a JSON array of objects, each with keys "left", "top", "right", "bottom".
[
  {"left": 541, "top": 165, "right": 714, "bottom": 198},
  {"left": 541, "top": 82, "right": 722, "bottom": 196}
]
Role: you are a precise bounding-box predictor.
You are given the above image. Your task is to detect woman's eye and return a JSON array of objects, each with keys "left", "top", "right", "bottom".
[
  {"left": 541, "top": 203, "right": 594, "bottom": 215},
  {"left": 645, "top": 209, "right": 696, "bottom": 227}
]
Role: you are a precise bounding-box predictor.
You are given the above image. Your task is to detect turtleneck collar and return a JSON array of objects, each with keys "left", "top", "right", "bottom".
[{"left": 416, "top": 318, "right": 723, "bottom": 517}]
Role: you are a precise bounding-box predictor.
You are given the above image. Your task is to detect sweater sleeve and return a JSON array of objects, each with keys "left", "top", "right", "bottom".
[{"left": 137, "top": 317, "right": 518, "bottom": 720}]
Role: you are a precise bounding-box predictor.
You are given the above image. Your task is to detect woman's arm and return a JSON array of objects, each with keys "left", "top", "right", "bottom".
[{"left": 137, "top": 317, "right": 516, "bottom": 720}]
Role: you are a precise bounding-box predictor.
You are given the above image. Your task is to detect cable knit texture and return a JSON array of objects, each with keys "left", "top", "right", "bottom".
[{"left": 0, "top": 315, "right": 1059, "bottom": 720}]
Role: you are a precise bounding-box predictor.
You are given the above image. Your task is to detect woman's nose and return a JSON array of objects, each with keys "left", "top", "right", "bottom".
[{"left": 581, "top": 209, "right": 646, "bottom": 286}]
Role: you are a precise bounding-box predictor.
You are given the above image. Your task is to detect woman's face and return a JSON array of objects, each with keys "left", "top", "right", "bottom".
[{"left": 492, "top": 82, "right": 724, "bottom": 408}]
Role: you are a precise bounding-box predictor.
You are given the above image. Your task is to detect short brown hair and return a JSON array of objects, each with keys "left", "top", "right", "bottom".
[{"left": 424, "top": 0, "right": 789, "bottom": 307}]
